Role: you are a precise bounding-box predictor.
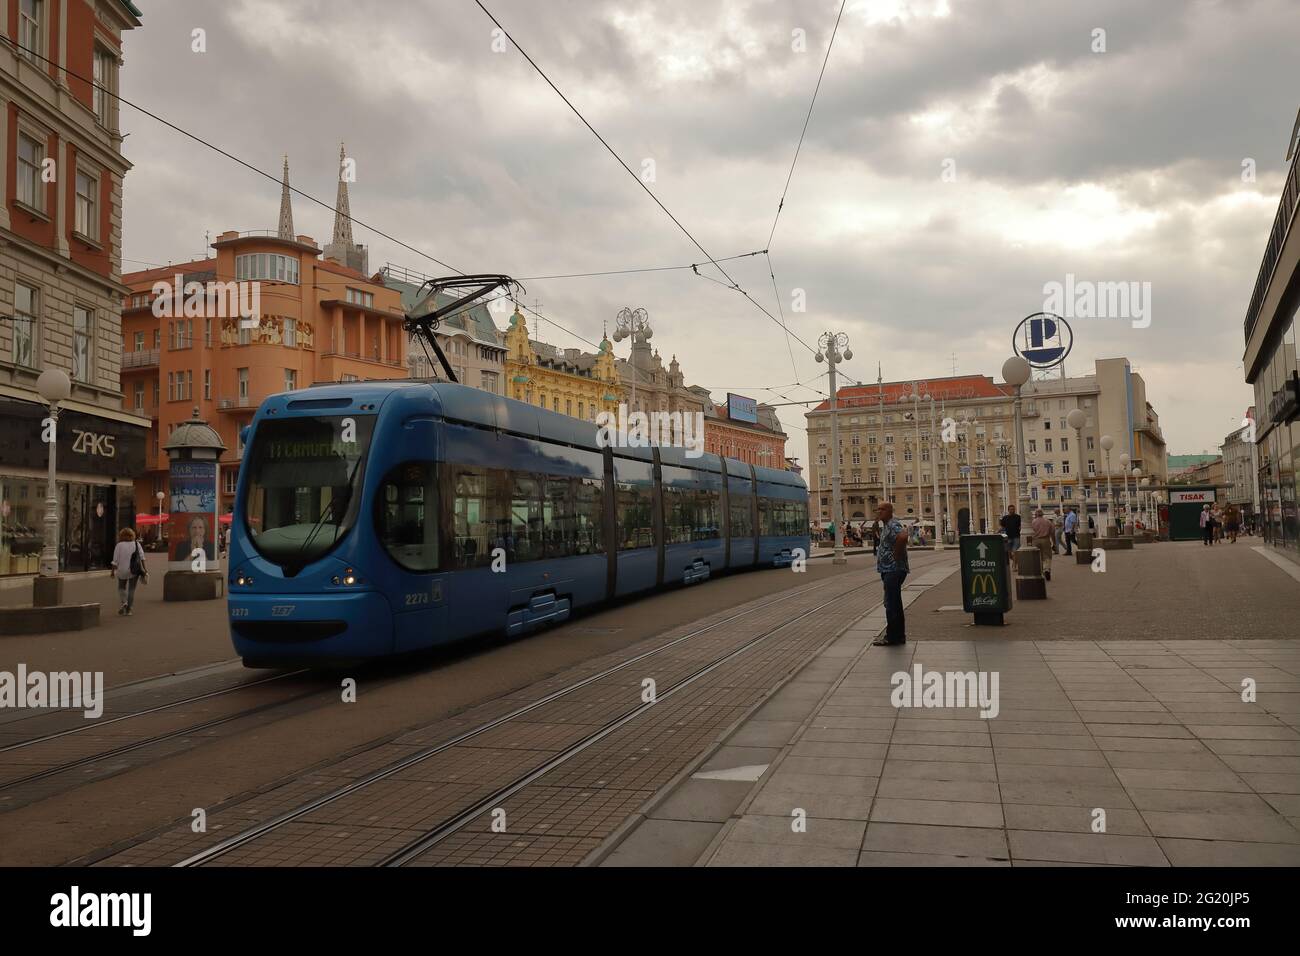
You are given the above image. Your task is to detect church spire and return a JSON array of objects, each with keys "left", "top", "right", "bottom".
[
  {"left": 331, "top": 142, "right": 354, "bottom": 246},
  {"left": 277, "top": 155, "right": 295, "bottom": 240},
  {"left": 323, "top": 141, "right": 368, "bottom": 274}
]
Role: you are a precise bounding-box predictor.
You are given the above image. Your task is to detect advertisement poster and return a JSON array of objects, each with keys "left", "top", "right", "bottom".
[{"left": 169, "top": 460, "right": 217, "bottom": 567}]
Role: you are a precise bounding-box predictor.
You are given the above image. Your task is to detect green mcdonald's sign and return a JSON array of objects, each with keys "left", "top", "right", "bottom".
[{"left": 959, "top": 533, "right": 1012, "bottom": 624}]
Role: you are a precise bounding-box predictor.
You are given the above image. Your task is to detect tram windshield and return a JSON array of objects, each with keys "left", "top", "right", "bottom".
[{"left": 241, "top": 415, "right": 375, "bottom": 568}]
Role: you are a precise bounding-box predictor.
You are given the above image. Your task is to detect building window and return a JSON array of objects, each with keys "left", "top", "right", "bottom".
[
  {"left": 283, "top": 318, "right": 296, "bottom": 347},
  {"left": 204, "top": 369, "right": 212, "bottom": 400},
  {"left": 13, "top": 284, "right": 38, "bottom": 368},
  {"left": 346, "top": 288, "right": 374, "bottom": 308},
  {"left": 17, "top": 133, "right": 43, "bottom": 211},
  {"left": 72, "top": 307, "right": 93, "bottom": 383},
  {"left": 93, "top": 47, "right": 116, "bottom": 128},
  {"left": 285, "top": 369, "right": 297, "bottom": 391},
  {"left": 235, "top": 253, "right": 299, "bottom": 284},
  {"left": 223, "top": 470, "right": 237, "bottom": 494},
  {"left": 18, "top": 1, "right": 42, "bottom": 62},
  {"left": 1044, "top": 462, "right": 1054, "bottom": 475},
  {"left": 205, "top": 318, "right": 213, "bottom": 347},
  {"left": 1044, "top": 438, "right": 1053, "bottom": 452},
  {"left": 134, "top": 331, "right": 144, "bottom": 351},
  {"left": 1087, "top": 460, "right": 1096, "bottom": 475},
  {"left": 1061, "top": 437, "right": 1069, "bottom": 452},
  {"left": 74, "top": 170, "right": 98, "bottom": 240},
  {"left": 238, "top": 367, "right": 249, "bottom": 401},
  {"left": 1087, "top": 436, "right": 1095, "bottom": 450},
  {"left": 154, "top": 328, "right": 161, "bottom": 349}
]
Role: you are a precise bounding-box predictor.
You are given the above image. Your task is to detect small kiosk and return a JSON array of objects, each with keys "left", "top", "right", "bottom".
[
  {"left": 1165, "top": 486, "right": 1220, "bottom": 541},
  {"left": 162, "top": 408, "right": 226, "bottom": 601}
]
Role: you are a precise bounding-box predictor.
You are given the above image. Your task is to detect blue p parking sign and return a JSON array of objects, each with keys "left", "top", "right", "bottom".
[{"left": 1013, "top": 312, "right": 1073, "bottom": 368}]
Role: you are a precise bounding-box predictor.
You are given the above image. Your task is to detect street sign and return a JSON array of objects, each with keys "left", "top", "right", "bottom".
[
  {"left": 959, "top": 533, "right": 1012, "bottom": 625},
  {"left": 959, "top": 465, "right": 972, "bottom": 476}
]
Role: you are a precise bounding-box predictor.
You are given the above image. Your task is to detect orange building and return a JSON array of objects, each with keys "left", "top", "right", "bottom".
[
  {"left": 121, "top": 158, "right": 406, "bottom": 523},
  {"left": 702, "top": 395, "right": 789, "bottom": 467}
]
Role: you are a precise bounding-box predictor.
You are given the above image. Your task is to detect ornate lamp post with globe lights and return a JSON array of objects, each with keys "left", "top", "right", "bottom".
[
  {"left": 1067, "top": 408, "right": 1087, "bottom": 529},
  {"left": 1002, "top": 356, "right": 1032, "bottom": 536},
  {"left": 1119, "top": 452, "right": 1131, "bottom": 533},
  {"left": 611, "top": 308, "right": 651, "bottom": 414},
  {"left": 34, "top": 369, "right": 71, "bottom": 606},
  {"left": 1100, "top": 435, "right": 1115, "bottom": 536},
  {"left": 816, "top": 332, "right": 852, "bottom": 565}
]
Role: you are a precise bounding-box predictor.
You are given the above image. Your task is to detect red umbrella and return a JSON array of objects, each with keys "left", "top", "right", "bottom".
[
  {"left": 136, "top": 513, "right": 170, "bottom": 526},
  {"left": 219, "top": 513, "right": 234, "bottom": 525}
]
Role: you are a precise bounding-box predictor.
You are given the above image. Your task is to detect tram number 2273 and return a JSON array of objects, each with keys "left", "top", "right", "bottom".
[{"left": 404, "top": 591, "right": 430, "bottom": 607}]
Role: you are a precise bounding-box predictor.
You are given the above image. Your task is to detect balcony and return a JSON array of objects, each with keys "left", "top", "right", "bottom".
[
  {"left": 1244, "top": 146, "right": 1300, "bottom": 340},
  {"left": 217, "top": 396, "right": 256, "bottom": 411},
  {"left": 122, "top": 349, "right": 159, "bottom": 369}
]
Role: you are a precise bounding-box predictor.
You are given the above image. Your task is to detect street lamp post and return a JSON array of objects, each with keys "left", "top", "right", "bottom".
[
  {"left": 910, "top": 389, "right": 938, "bottom": 546},
  {"left": 1003, "top": 357, "right": 1032, "bottom": 540},
  {"left": 1100, "top": 435, "right": 1115, "bottom": 536},
  {"left": 1131, "top": 467, "right": 1142, "bottom": 531},
  {"left": 1119, "top": 453, "right": 1131, "bottom": 533},
  {"left": 34, "top": 369, "right": 72, "bottom": 606},
  {"left": 1067, "top": 408, "right": 1087, "bottom": 532},
  {"left": 816, "top": 332, "right": 852, "bottom": 565},
  {"left": 612, "top": 307, "right": 650, "bottom": 414}
]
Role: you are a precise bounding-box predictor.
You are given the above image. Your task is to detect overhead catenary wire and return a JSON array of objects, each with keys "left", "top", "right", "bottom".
[
  {"left": 471, "top": 0, "right": 822, "bottom": 360},
  {"left": 765, "top": 0, "right": 849, "bottom": 251},
  {"left": 11, "top": 29, "right": 812, "bottom": 414}
]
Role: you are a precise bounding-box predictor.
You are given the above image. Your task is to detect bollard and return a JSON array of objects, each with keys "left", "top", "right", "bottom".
[{"left": 1014, "top": 547, "right": 1047, "bottom": 600}]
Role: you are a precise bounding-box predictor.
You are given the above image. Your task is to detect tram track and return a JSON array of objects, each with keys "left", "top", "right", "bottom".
[
  {"left": 0, "top": 669, "right": 308, "bottom": 755},
  {"left": 166, "top": 553, "right": 944, "bottom": 867}
]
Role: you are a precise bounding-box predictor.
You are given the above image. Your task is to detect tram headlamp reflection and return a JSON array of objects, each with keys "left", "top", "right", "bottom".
[{"left": 331, "top": 568, "right": 359, "bottom": 586}]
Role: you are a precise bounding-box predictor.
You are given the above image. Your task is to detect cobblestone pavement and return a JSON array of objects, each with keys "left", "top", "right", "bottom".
[{"left": 601, "top": 542, "right": 1300, "bottom": 866}]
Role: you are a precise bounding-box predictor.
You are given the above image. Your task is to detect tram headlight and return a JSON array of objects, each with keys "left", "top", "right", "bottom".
[
  {"left": 331, "top": 568, "right": 360, "bottom": 586},
  {"left": 235, "top": 574, "right": 254, "bottom": 586}
]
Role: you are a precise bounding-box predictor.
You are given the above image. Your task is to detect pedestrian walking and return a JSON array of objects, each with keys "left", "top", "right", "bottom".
[
  {"left": 871, "top": 501, "right": 910, "bottom": 647},
  {"left": 1052, "top": 510, "right": 1064, "bottom": 554},
  {"left": 1063, "top": 506, "right": 1079, "bottom": 555},
  {"left": 110, "top": 527, "right": 148, "bottom": 616},
  {"left": 1000, "top": 504, "right": 1022, "bottom": 565},
  {"left": 1200, "top": 504, "right": 1213, "bottom": 546},
  {"left": 1224, "top": 504, "right": 1240, "bottom": 543},
  {"left": 1031, "top": 508, "right": 1054, "bottom": 581}
]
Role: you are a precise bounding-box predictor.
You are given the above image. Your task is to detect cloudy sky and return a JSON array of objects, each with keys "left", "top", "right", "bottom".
[{"left": 119, "top": 0, "right": 1295, "bottom": 461}]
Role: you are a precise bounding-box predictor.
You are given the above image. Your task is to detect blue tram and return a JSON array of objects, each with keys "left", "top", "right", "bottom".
[{"left": 227, "top": 381, "right": 810, "bottom": 665}]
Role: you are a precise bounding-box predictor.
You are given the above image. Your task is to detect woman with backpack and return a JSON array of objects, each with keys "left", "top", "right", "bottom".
[{"left": 110, "top": 527, "right": 148, "bottom": 616}]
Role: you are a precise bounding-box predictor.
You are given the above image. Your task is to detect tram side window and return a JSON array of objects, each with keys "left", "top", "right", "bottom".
[
  {"left": 376, "top": 462, "right": 439, "bottom": 571},
  {"left": 445, "top": 464, "right": 507, "bottom": 568},
  {"left": 694, "top": 488, "right": 721, "bottom": 541},
  {"left": 544, "top": 476, "right": 576, "bottom": 558},
  {"left": 730, "top": 491, "right": 754, "bottom": 538},
  {"left": 759, "top": 496, "right": 773, "bottom": 536},
  {"left": 574, "top": 476, "right": 605, "bottom": 555},
  {"left": 615, "top": 478, "right": 654, "bottom": 550},
  {"left": 511, "top": 475, "right": 544, "bottom": 563},
  {"left": 663, "top": 485, "right": 693, "bottom": 544}
]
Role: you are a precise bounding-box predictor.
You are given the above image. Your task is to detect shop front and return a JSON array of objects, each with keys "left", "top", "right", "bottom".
[
  {"left": 1253, "top": 306, "right": 1299, "bottom": 563},
  {"left": 0, "top": 398, "right": 147, "bottom": 575}
]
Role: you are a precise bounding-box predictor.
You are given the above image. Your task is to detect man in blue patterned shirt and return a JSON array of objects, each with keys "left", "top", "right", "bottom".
[{"left": 872, "top": 501, "right": 910, "bottom": 647}]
